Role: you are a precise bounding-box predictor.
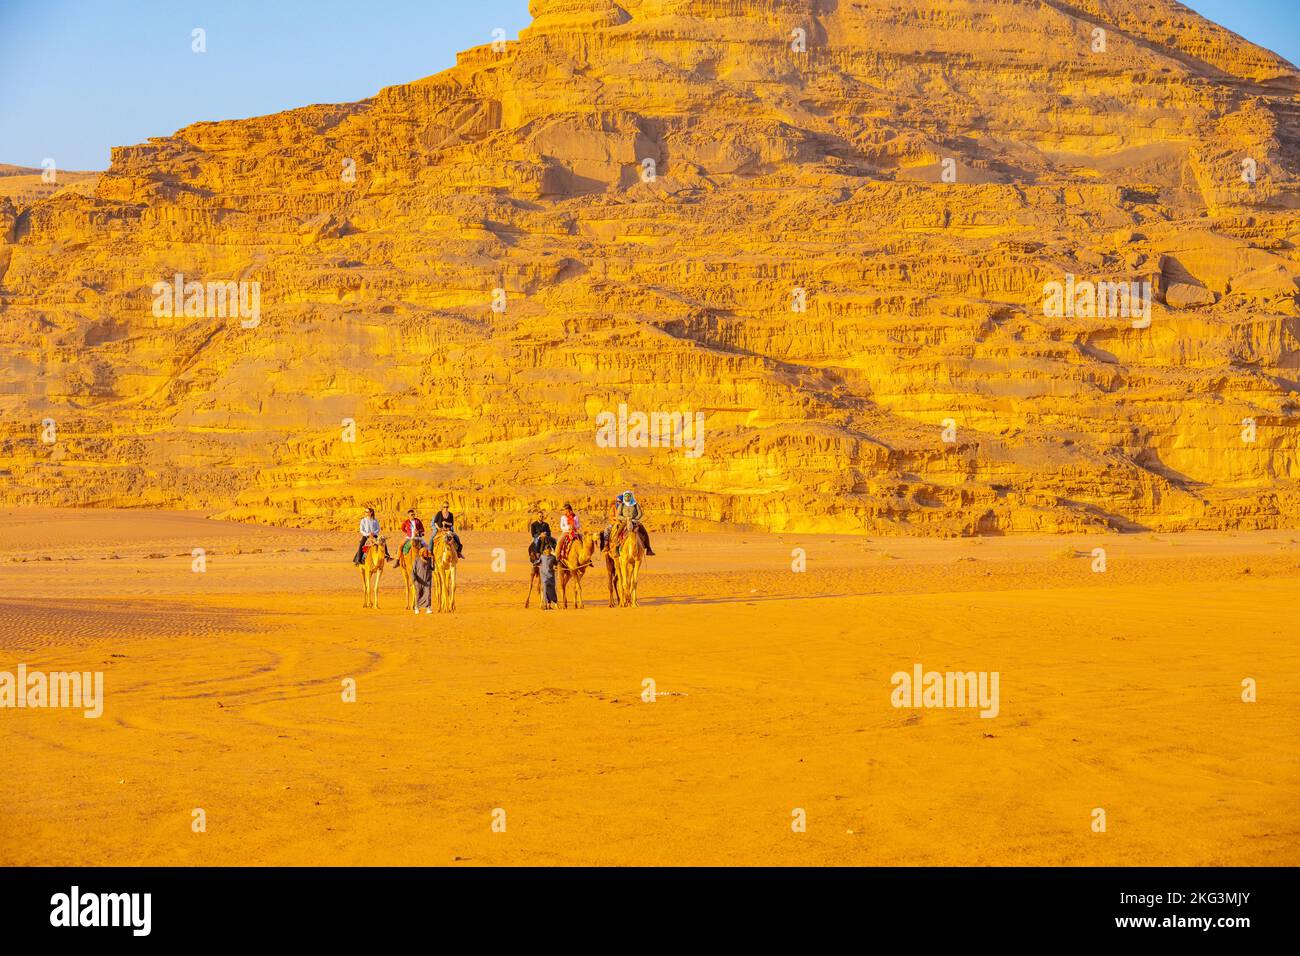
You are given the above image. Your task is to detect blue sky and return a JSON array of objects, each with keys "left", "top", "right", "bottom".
[{"left": 0, "top": 0, "right": 1295, "bottom": 170}]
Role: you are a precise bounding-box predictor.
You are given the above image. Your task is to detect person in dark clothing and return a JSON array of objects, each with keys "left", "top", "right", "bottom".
[
  {"left": 529, "top": 509, "right": 551, "bottom": 556},
  {"left": 412, "top": 546, "right": 434, "bottom": 614},
  {"left": 432, "top": 502, "right": 465, "bottom": 558},
  {"left": 538, "top": 543, "right": 558, "bottom": 609},
  {"left": 525, "top": 531, "right": 556, "bottom": 609}
]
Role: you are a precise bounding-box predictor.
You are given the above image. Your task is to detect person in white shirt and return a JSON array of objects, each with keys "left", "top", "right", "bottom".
[
  {"left": 556, "top": 502, "right": 582, "bottom": 561},
  {"left": 353, "top": 507, "right": 390, "bottom": 564}
]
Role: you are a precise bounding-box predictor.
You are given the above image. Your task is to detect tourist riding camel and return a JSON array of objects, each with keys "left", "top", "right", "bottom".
[
  {"left": 557, "top": 531, "right": 600, "bottom": 609},
  {"left": 557, "top": 503, "right": 581, "bottom": 562},
  {"left": 401, "top": 508, "right": 427, "bottom": 553},
  {"left": 431, "top": 527, "right": 458, "bottom": 612},
  {"left": 357, "top": 532, "right": 387, "bottom": 608},
  {"left": 392, "top": 507, "right": 429, "bottom": 608},
  {"left": 612, "top": 491, "right": 654, "bottom": 556},
  {"left": 433, "top": 502, "right": 465, "bottom": 558},
  {"left": 352, "top": 507, "right": 392, "bottom": 565},
  {"left": 529, "top": 509, "right": 551, "bottom": 556}
]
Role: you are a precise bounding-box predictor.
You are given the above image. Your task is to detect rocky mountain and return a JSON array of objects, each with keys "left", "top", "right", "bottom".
[
  {"left": 2, "top": 0, "right": 1299, "bottom": 534},
  {"left": 0, "top": 165, "right": 100, "bottom": 207}
]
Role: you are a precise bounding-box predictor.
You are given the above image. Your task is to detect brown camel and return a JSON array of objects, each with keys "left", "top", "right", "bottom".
[
  {"left": 613, "top": 525, "right": 644, "bottom": 607},
  {"left": 358, "top": 534, "right": 386, "bottom": 609},
  {"left": 392, "top": 539, "right": 422, "bottom": 610},
  {"left": 524, "top": 552, "right": 542, "bottom": 608},
  {"left": 558, "top": 534, "right": 600, "bottom": 609},
  {"left": 599, "top": 527, "right": 620, "bottom": 607},
  {"left": 431, "top": 530, "right": 457, "bottom": 612}
]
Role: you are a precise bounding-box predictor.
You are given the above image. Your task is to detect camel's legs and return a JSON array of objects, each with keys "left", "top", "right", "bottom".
[
  {"left": 447, "top": 566, "right": 456, "bottom": 611},
  {"left": 618, "top": 560, "right": 638, "bottom": 607},
  {"left": 525, "top": 570, "right": 537, "bottom": 608},
  {"left": 574, "top": 573, "right": 583, "bottom": 609}
]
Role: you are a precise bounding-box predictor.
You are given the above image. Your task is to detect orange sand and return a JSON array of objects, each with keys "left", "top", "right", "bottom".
[{"left": 1, "top": 509, "right": 1297, "bottom": 865}]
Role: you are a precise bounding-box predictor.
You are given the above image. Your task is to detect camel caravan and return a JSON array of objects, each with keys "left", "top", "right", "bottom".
[{"left": 351, "top": 494, "right": 654, "bottom": 612}]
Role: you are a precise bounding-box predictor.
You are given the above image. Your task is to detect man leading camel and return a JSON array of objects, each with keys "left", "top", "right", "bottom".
[
  {"left": 538, "top": 540, "right": 559, "bottom": 610},
  {"left": 525, "top": 529, "right": 557, "bottom": 608},
  {"left": 392, "top": 507, "right": 428, "bottom": 610},
  {"left": 412, "top": 545, "right": 434, "bottom": 615}
]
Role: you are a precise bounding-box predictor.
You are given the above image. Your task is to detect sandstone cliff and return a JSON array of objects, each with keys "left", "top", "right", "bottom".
[{"left": 2, "top": 0, "right": 1299, "bottom": 534}]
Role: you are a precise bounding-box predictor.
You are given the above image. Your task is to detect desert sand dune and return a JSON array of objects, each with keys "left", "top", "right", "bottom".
[{"left": 0, "top": 510, "right": 1296, "bottom": 866}]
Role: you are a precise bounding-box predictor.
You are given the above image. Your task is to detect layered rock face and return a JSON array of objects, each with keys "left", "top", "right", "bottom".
[
  {"left": 0, "top": 165, "right": 99, "bottom": 206},
  {"left": 2, "top": 0, "right": 1299, "bottom": 534}
]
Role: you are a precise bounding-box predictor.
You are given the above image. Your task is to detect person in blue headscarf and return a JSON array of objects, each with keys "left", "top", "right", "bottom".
[{"left": 613, "top": 490, "right": 654, "bottom": 556}]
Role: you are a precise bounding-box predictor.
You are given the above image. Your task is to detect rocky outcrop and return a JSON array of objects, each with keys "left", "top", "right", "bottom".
[{"left": 1, "top": 0, "right": 1299, "bottom": 534}]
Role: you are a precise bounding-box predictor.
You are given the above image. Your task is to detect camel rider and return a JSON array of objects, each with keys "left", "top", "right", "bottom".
[
  {"left": 529, "top": 509, "right": 551, "bottom": 557},
  {"left": 557, "top": 503, "right": 582, "bottom": 561},
  {"left": 401, "top": 508, "right": 427, "bottom": 556},
  {"left": 615, "top": 491, "right": 655, "bottom": 556},
  {"left": 433, "top": 502, "right": 465, "bottom": 558},
  {"left": 353, "top": 507, "right": 392, "bottom": 564}
]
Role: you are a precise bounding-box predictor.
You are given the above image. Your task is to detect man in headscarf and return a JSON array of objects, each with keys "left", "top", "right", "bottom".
[{"left": 614, "top": 490, "right": 654, "bottom": 556}]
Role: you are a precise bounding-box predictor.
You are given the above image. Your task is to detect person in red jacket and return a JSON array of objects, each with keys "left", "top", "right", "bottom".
[{"left": 401, "top": 508, "right": 427, "bottom": 557}]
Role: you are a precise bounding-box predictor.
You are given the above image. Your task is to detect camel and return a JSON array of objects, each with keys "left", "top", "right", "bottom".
[
  {"left": 392, "top": 539, "right": 422, "bottom": 611},
  {"left": 612, "top": 525, "right": 644, "bottom": 607},
  {"left": 557, "top": 535, "right": 600, "bottom": 609},
  {"left": 599, "top": 528, "right": 620, "bottom": 607},
  {"left": 431, "top": 530, "right": 457, "bottom": 612},
  {"left": 524, "top": 552, "right": 542, "bottom": 608},
  {"left": 358, "top": 534, "right": 386, "bottom": 609}
]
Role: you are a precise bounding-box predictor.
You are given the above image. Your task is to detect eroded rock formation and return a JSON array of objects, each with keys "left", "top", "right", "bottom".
[{"left": 2, "top": 0, "right": 1299, "bottom": 534}]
